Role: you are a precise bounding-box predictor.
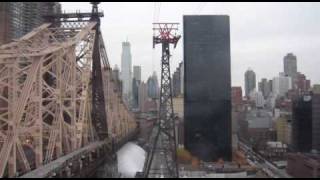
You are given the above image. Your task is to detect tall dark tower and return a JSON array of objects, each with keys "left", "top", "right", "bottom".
[
  {"left": 292, "top": 95, "right": 313, "bottom": 152},
  {"left": 183, "top": 15, "right": 232, "bottom": 162},
  {"left": 143, "top": 23, "right": 180, "bottom": 178}
]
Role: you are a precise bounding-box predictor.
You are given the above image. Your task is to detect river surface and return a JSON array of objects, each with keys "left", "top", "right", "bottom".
[{"left": 94, "top": 142, "right": 146, "bottom": 178}]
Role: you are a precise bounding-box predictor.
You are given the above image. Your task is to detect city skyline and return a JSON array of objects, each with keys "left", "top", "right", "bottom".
[
  {"left": 1, "top": 2, "right": 320, "bottom": 178},
  {"left": 61, "top": 2, "right": 320, "bottom": 89}
]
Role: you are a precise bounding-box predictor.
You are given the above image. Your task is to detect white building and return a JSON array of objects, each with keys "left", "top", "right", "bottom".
[
  {"left": 255, "top": 91, "right": 265, "bottom": 108},
  {"left": 272, "top": 73, "right": 292, "bottom": 98},
  {"left": 265, "top": 92, "right": 277, "bottom": 109},
  {"left": 120, "top": 40, "right": 132, "bottom": 104},
  {"left": 249, "top": 89, "right": 265, "bottom": 108}
]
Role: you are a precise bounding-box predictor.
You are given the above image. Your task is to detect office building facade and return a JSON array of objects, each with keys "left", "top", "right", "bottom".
[
  {"left": 272, "top": 73, "right": 292, "bottom": 98},
  {"left": 245, "top": 69, "right": 256, "bottom": 98},
  {"left": 133, "top": 66, "right": 141, "bottom": 82},
  {"left": 120, "top": 41, "right": 132, "bottom": 104},
  {"left": 184, "top": 15, "right": 232, "bottom": 161},
  {"left": 312, "top": 92, "right": 320, "bottom": 152},
  {"left": 258, "top": 78, "right": 272, "bottom": 99},
  {"left": 173, "top": 66, "right": 181, "bottom": 97},
  {"left": 0, "top": 2, "right": 61, "bottom": 45},
  {"left": 292, "top": 95, "right": 313, "bottom": 152},
  {"left": 147, "top": 72, "right": 159, "bottom": 99},
  {"left": 284, "top": 53, "right": 297, "bottom": 79}
]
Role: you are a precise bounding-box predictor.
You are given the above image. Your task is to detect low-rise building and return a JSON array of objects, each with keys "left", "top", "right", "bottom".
[
  {"left": 287, "top": 153, "right": 320, "bottom": 178},
  {"left": 264, "top": 141, "right": 288, "bottom": 161}
]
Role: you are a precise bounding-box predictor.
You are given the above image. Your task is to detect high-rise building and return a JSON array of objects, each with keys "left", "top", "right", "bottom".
[
  {"left": 246, "top": 109, "right": 276, "bottom": 150},
  {"left": 295, "top": 72, "right": 311, "bottom": 93},
  {"left": 132, "top": 78, "right": 140, "bottom": 109},
  {"left": 292, "top": 94, "right": 313, "bottom": 152},
  {"left": 120, "top": 40, "right": 132, "bottom": 104},
  {"left": 172, "top": 67, "right": 181, "bottom": 97},
  {"left": 312, "top": 89, "right": 320, "bottom": 152},
  {"left": 112, "top": 65, "right": 120, "bottom": 81},
  {"left": 138, "top": 82, "right": 148, "bottom": 112},
  {"left": 258, "top": 78, "right": 272, "bottom": 99},
  {"left": 172, "top": 61, "right": 184, "bottom": 97},
  {"left": 112, "top": 65, "right": 122, "bottom": 92},
  {"left": 245, "top": 69, "right": 256, "bottom": 98},
  {"left": 231, "top": 87, "right": 242, "bottom": 107},
  {"left": 0, "top": 2, "right": 61, "bottom": 45},
  {"left": 272, "top": 72, "right": 292, "bottom": 98},
  {"left": 147, "top": 72, "right": 159, "bottom": 99},
  {"left": 255, "top": 91, "right": 265, "bottom": 108},
  {"left": 268, "top": 79, "right": 273, "bottom": 95},
  {"left": 133, "top": 66, "right": 141, "bottom": 82},
  {"left": 284, "top": 53, "right": 298, "bottom": 79},
  {"left": 180, "top": 61, "right": 184, "bottom": 95},
  {"left": 183, "top": 15, "right": 232, "bottom": 162}
]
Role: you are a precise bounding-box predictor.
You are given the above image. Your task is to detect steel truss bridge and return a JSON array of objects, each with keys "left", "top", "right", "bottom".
[{"left": 0, "top": 4, "right": 137, "bottom": 178}]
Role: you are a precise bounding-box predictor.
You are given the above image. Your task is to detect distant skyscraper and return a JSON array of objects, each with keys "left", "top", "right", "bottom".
[
  {"left": 112, "top": 65, "right": 120, "bottom": 81},
  {"left": 255, "top": 91, "right": 265, "bottom": 108},
  {"left": 147, "top": 72, "right": 159, "bottom": 99},
  {"left": 184, "top": 15, "right": 232, "bottom": 162},
  {"left": 312, "top": 88, "right": 320, "bottom": 152},
  {"left": 172, "top": 61, "right": 184, "bottom": 97},
  {"left": 0, "top": 2, "right": 61, "bottom": 45},
  {"left": 268, "top": 79, "right": 273, "bottom": 95},
  {"left": 292, "top": 94, "right": 313, "bottom": 153},
  {"left": 259, "top": 78, "right": 272, "bottom": 99},
  {"left": 284, "top": 53, "right": 298, "bottom": 90},
  {"left": 138, "top": 82, "right": 148, "bottom": 112},
  {"left": 284, "top": 53, "right": 298, "bottom": 79},
  {"left": 295, "top": 72, "right": 311, "bottom": 93},
  {"left": 258, "top": 82, "right": 262, "bottom": 93},
  {"left": 112, "top": 65, "right": 122, "bottom": 95},
  {"left": 132, "top": 78, "right": 141, "bottom": 109},
  {"left": 172, "top": 69, "right": 180, "bottom": 97},
  {"left": 132, "top": 66, "right": 141, "bottom": 109},
  {"left": 272, "top": 73, "right": 292, "bottom": 98},
  {"left": 120, "top": 40, "right": 132, "bottom": 104},
  {"left": 133, "top": 66, "right": 141, "bottom": 82},
  {"left": 245, "top": 69, "right": 256, "bottom": 98},
  {"left": 180, "top": 61, "right": 184, "bottom": 95}
]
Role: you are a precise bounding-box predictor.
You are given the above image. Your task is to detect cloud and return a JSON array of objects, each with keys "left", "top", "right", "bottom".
[{"left": 61, "top": 2, "right": 320, "bottom": 87}]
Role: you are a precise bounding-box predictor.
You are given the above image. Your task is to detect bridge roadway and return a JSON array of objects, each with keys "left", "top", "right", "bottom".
[{"left": 20, "top": 129, "right": 139, "bottom": 178}]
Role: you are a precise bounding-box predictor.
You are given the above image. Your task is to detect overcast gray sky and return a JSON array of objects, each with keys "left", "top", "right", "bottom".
[{"left": 61, "top": 2, "right": 320, "bottom": 90}]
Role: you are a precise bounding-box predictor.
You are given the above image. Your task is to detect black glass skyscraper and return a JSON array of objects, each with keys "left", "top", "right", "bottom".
[
  {"left": 183, "top": 15, "right": 232, "bottom": 162},
  {"left": 292, "top": 95, "right": 313, "bottom": 152}
]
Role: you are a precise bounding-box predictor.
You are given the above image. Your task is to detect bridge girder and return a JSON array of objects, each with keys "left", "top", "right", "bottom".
[{"left": 0, "top": 20, "right": 137, "bottom": 177}]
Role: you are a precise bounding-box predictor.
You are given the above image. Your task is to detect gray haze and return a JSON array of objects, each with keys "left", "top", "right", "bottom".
[{"left": 61, "top": 2, "right": 320, "bottom": 90}]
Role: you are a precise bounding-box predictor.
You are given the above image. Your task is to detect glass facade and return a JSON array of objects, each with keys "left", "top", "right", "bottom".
[
  {"left": 292, "top": 95, "right": 313, "bottom": 152},
  {"left": 183, "top": 15, "right": 232, "bottom": 162}
]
